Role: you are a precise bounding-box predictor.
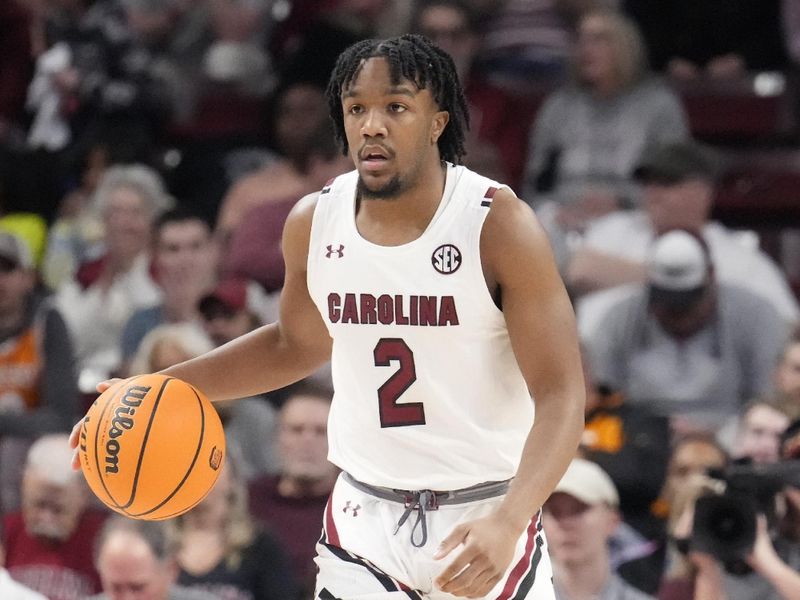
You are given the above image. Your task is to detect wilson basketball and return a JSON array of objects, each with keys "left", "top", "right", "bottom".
[{"left": 78, "top": 374, "right": 226, "bottom": 520}]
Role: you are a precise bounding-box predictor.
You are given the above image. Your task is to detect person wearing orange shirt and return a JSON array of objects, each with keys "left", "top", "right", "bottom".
[{"left": 0, "top": 232, "right": 78, "bottom": 514}]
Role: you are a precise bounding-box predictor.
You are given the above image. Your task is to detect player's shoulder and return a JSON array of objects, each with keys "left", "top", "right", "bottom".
[
  {"left": 480, "top": 186, "right": 553, "bottom": 271},
  {"left": 483, "top": 187, "right": 538, "bottom": 235},
  {"left": 286, "top": 191, "right": 320, "bottom": 222},
  {"left": 286, "top": 171, "right": 355, "bottom": 226}
]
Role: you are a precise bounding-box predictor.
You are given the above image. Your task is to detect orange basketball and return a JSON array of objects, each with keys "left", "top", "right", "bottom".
[{"left": 78, "top": 374, "right": 225, "bottom": 520}]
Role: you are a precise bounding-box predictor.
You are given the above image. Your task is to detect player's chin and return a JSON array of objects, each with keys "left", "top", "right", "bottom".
[{"left": 358, "top": 167, "right": 391, "bottom": 185}]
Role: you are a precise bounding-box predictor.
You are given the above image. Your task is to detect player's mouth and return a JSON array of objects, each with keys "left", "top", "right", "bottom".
[{"left": 359, "top": 146, "right": 392, "bottom": 171}]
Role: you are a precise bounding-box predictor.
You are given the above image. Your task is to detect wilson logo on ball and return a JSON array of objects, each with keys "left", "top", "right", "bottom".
[
  {"left": 432, "top": 244, "right": 462, "bottom": 274},
  {"left": 104, "top": 385, "right": 150, "bottom": 474}
]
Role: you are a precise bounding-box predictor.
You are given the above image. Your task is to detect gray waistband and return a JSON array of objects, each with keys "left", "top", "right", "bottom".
[
  {"left": 341, "top": 472, "right": 511, "bottom": 507},
  {"left": 341, "top": 472, "right": 511, "bottom": 548}
]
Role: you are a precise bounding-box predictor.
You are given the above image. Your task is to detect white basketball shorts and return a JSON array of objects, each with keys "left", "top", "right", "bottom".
[{"left": 314, "top": 473, "right": 555, "bottom": 599}]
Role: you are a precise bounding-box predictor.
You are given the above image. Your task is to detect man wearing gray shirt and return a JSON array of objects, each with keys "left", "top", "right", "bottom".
[{"left": 581, "top": 229, "right": 787, "bottom": 430}]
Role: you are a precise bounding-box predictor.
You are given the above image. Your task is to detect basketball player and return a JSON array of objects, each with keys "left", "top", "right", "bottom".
[{"left": 72, "top": 35, "right": 585, "bottom": 599}]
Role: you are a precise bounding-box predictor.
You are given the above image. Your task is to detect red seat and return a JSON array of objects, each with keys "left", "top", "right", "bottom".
[
  {"left": 166, "top": 89, "right": 266, "bottom": 142},
  {"left": 675, "top": 73, "right": 797, "bottom": 142}
]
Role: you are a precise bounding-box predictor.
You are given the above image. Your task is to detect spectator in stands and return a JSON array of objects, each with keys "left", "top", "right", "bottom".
[
  {"left": 2, "top": 434, "right": 106, "bottom": 600},
  {"left": 654, "top": 433, "right": 728, "bottom": 521},
  {"left": 658, "top": 440, "right": 800, "bottom": 600},
  {"left": 653, "top": 433, "right": 729, "bottom": 599},
  {"left": 773, "top": 326, "right": 800, "bottom": 420},
  {"left": 0, "top": 232, "right": 78, "bottom": 514},
  {"left": 625, "top": 0, "right": 788, "bottom": 77},
  {"left": 476, "top": 0, "right": 593, "bottom": 82},
  {"left": 249, "top": 382, "right": 338, "bottom": 598},
  {"left": 198, "top": 278, "right": 262, "bottom": 347},
  {"left": 203, "top": 0, "right": 274, "bottom": 97},
  {"left": 56, "top": 165, "right": 171, "bottom": 387},
  {"left": 91, "top": 516, "right": 215, "bottom": 600},
  {"left": 43, "top": 134, "right": 138, "bottom": 291},
  {"left": 581, "top": 347, "right": 670, "bottom": 533},
  {"left": 714, "top": 402, "right": 798, "bottom": 600},
  {"left": 215, "top": 80, "right": 351, "bottom": 245},
  {"left": 522, "top": 8, "right": 687, "bottom": 246},
  {"left": 131, "top": 321, "right": 279, "bottom": 480},
  {"left": 119, "top": 208, "right": 217, "bottom": 371},
  {"left": 0, "top": 521, "right": 46, "bottom": 599},
  {"left": 544, "top": 458, "right": 655, "bottom": 600},
  {"left": 731, "top": 399, "right": 792, "bottom": 465},
  {"left": 167, "top": 457, "right": 297, "bottom": 599},
  {"left": 410, "top": 0, "right": 528, "bottom": 187},
  {"left": 25, "top": 0, "right": 174, "bottom": 154},
  {"left": 581, "top": 229, "right": 787, "bottom": 432},
  {"left": 570, "top": 140, "right": 800, "bottom": 324},
  {"left": 580, "top": 347, "right": 669, "bottom": 593}
]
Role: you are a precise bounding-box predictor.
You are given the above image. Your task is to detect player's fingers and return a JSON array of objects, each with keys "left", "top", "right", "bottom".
[
  {"left": 439, "top": 564, "right": 487, "bottom": 597},
  {"left": 434, "top": 546, "right": 479, "bottom": 589},
  {"left": 69, "top": 420, "right": 83, "bottom": 470},
  {"left": 96, "top": 377, "right": 122, "bottom": 393},
  {"left": 433, "top": 523, "right": 469, "bottom": 560},
  {"left": 68, "top": 420, "right": 82, "bottom": 448},
  {"left": 467, "top": 570, "right": 503, "bottom": 598}
]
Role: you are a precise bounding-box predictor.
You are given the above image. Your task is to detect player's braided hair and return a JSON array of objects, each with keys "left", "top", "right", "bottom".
[{"left": 325, "top": 34, "right": 470, "bottom": 164}]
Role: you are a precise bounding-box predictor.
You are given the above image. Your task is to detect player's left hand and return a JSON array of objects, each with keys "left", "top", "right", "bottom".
[{"left": 433, "top": 512, "right": 520, "bottom": 597}]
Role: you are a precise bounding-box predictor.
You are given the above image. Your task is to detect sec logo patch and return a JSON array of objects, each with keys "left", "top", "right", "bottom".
[{"left": 432, "top": 244, "right": 462, "bottom": 274}]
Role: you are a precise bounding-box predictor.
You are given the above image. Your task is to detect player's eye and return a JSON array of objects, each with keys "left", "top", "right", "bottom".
[
  {"left": 347, "top": 104, "right": 364, "bottom": 115},
  {"left": 389, "top": 103, "right": 407, "bottom": 113}
]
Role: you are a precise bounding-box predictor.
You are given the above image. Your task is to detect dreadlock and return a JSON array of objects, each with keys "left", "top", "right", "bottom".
[{"left": 325, "top": 34, "right": 470, "bottom": 165}]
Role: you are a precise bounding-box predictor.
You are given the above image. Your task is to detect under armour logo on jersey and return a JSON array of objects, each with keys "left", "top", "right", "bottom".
[
  {"left": 326, "top": 244, "right": 345, "bottom": 258},
  {"left": 432, "top": 244, "right": 462, "bottom": 274},
  {"left": 342, "top": 501, "right": 361, "bottom": 516}
]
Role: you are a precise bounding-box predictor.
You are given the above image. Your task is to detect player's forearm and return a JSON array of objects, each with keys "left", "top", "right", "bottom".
[
  {"left": 160, "top": 323, "right": 327, "bottom": 402},
  {"left": 495, "top": 394, "right": 584, "bottom": 533}
]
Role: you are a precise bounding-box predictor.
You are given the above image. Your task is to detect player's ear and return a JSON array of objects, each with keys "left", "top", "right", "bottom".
[{"left": 431, "top": 111, "right": 450, "bottom": 144}]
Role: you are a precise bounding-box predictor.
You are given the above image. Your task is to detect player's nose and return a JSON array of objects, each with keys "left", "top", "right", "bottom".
[{"left": 360, "top": 108, "right": 387, "bottom": 138}]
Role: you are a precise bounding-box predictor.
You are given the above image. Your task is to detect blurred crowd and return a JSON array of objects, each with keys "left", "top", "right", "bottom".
[{"left": 2, "top": 0, "right": 800, "bottom": 599}]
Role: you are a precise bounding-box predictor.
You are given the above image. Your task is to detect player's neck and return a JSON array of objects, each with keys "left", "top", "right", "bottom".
[{"left": 355, "top": 160, "right": 447, "bottom": 246}]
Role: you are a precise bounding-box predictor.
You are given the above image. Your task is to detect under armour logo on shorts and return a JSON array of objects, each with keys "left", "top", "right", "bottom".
[
  {"left": 343, "top": 500, "right": 361, "bottom": 516},
  {"left": 326, "top": 244, "right": 345, "bottom": 258}
]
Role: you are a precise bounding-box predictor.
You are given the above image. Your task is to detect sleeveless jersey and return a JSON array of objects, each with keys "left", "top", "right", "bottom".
[{"left": 307, "top": 164, "right": 534, "bottom": 490}]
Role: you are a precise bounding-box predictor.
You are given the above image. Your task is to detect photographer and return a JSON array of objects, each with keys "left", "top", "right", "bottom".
[
  {"left": 658, "top": 425, "right": 800, "bottom": 599},
  {"left": 657, "top": 436, "right": 730, "bottom": 600}
]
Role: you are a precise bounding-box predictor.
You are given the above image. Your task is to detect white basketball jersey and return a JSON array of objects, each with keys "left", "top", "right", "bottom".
[{"left": 307, "top": 164, "right": 534, "bottom": 490}]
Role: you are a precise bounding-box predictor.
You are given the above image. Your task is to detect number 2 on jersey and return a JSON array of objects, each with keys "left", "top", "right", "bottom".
[{"left": 373, "top": 338, "right": 426, "bottom": 427}]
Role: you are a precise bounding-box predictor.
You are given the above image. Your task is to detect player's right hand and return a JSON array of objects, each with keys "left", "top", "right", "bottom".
[{"left": 69, "top": 378, "right": 123, "bottom": 470}]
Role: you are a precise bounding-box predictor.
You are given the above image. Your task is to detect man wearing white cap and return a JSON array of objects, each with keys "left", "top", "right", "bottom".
[
  {"left": 544, "top": 458, "right": 655, "bottom": 600},
  {"left": 581, "top": 229, "right": 786, "bottom": 430}
]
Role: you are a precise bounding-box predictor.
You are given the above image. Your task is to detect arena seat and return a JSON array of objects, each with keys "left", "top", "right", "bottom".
[{"left": 676, "top": 73, "right": 798, "bottom": 143}]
